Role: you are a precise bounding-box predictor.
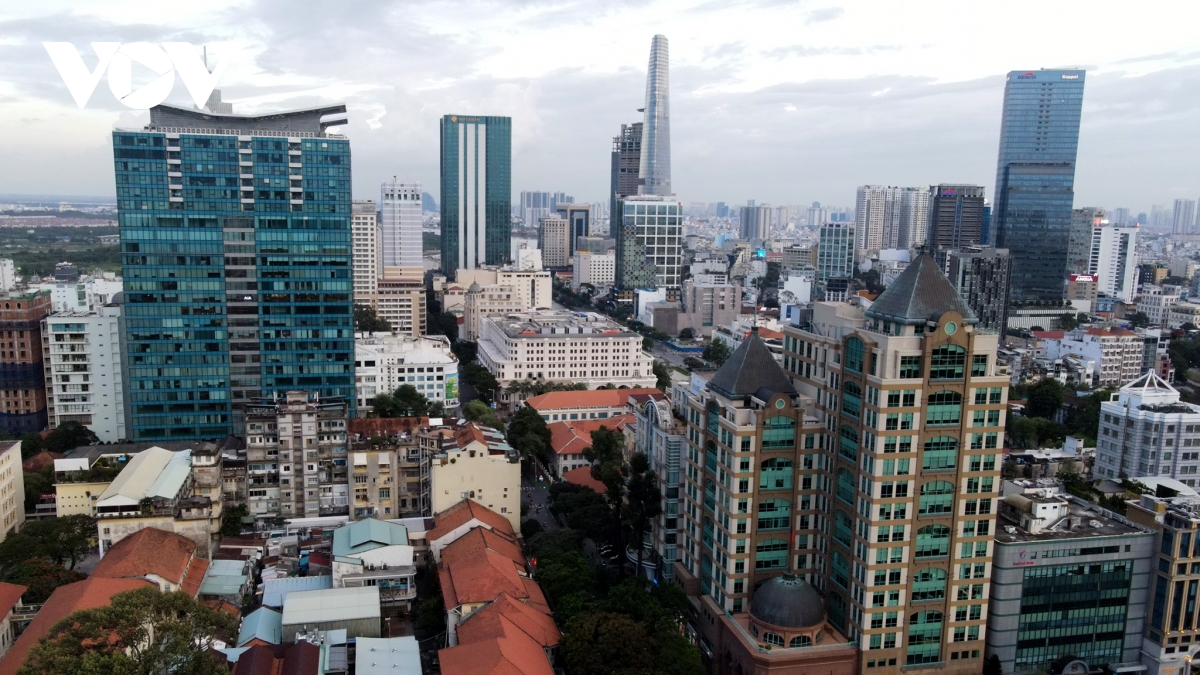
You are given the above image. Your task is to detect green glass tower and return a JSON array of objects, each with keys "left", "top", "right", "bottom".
[
  {"left": 439, "top": 115, "right": 512, "bottom": 278},
  {"left": 114, "top": 100, "right": 355, "bottom": 441}
]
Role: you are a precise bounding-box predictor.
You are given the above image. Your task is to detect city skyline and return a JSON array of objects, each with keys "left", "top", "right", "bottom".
[{"left": 2, "top": 2, "right": 1200, "bottom": 209}]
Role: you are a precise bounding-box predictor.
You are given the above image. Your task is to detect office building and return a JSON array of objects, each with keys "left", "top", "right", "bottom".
[
  {"left": 380, "top": 179, "right": 423, "bottom": 273},
  {"left": 0, "top": 290, "right": 51, "bottom": 435},
  {"left": 741, "top": 205, "right": 771, "bottom": 241},
  {"left": 928, "top": 185, "right": 986, "bottom": 252},
  {"left": 243, "top": 391, "right": 349, "bottom": 520},
  {"left": 115, "top": 101, "right": 355, "bottom": 440},
  {"left": 1094, "top": 372, "right": 1200, "bottom": 483},
  {"left": 633, "top": 396, "right": 686, "bottom": 579},
  {"left": 440, "top": 115, "right": 512, "bottom": 277},
  {"left": 537, "top": 215, "right": 571, "bottom": 268},
  {"left": 461, "top": 282, "right": 526, "bottom": 341},
  {"left": 946, "top": 247, "right": 1012, "bottom": 334},
  {"left": 987, "top": 482, "right": 1152, "bottom": 675},
  {"left": 781, "top": 254, "right": 1007, "bottom": 674},
  {"left": 1066, "top": 273, "right": 1099, "bottom": 309},
  {"left": 783, "top": 245, "right": 818, "bottom": 271},
  {"left": 476, "top": 311, "right": 656, "bottom": 394},
  {"left": 855, "top": 186, "right": 928, "bottom": 252},
  {"left": 572, "top": 251, "right": 615, "bottom": 290},
  {"left": 1139, "top": 285, "right": 1183, "bottom": 329},
  {"left": 453, "top": 267, "right": 552, "bottom": 313},
  {"left": 1068, "top": 208, "right": 1103, "bottom": 275},
  {"left": 817, "top": 222, "right": 856, "bottom": 282},
  {"left": 351, "top": 200, "right": 380, "bottom": 306},
  {"left": 375, "top": 269, "right": 426, "bottom": 338},
  {"left": 1173, "top": 199, "right": 1196, "bottom": 236},
  {"left": 610, "top": 122, "right": 643, "bottom": 229},
  {"left": 638, "top": 35, "right": 671, "bottom": 196},
  {"left": 42, "top": 305, "right": 130, "bottom": 443},
  {"left": 354, "top": 334, "right": 459, "bottom": 413},
  {"left": 992, "top": 69, "right": 1086, "bottom": 302},
  {"left": 613, "top": 195, "right": 683, "bottom": 301},
  {"left": 556, "top": 203, "right": 592, "bottom": 253},
  {"left": 1089, "top": 219, "right": 1139, "bottom": 301}
]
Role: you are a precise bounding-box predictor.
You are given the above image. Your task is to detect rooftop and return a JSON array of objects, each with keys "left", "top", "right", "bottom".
[
  {"left": 91, "top": 527, "right": 197, "bottom": 587},
  {"left": 331, "top": 519, "right": 409, "bottom": 558},
  {"left": 238, "top": 607, "right": 283, "bottom": 647},
  {"left": 526, "top": 388, "right": 662, "bottom": 411},
  {"left": 0, "top": 582, "right": 26, "bottom": 615},
  {"left": 281, "top": 586, "right": 381, "bottom": 625},
  {"left": 262, "top": 575, "right": 332, "bottom": 608},
  {"left": 439, "top": 625, "right": 553, "bottom": 675},
  {"left": 487, "top": 310, "right": 637, "bottom": 339},
  {"left": 429, "top": 499, "right": 516, "bottom": 542},
  {"left": 864, "top": 253, "right": 978, "bottom": 326},
  {"left": 548, "top": 415, "right": 635, "bottom": 456},
  {"left": 355, "top": 637, "right": 422, "bottom": 675},
  {"left": 95, "top": 447, "right": 192, "bottom": 507},
  {"left": 456, "top": 593, "right": 561, "bottom": 649},
  {"left": 996, "top": 495, "right": 1145, "bottom": 543},
  {"left": 229, "top": 641, "right": 321, "bottom": 675},
  {"left": 708, "top": 332, "right": 796, "bottom": 400},
  {"left": 147, "top": 102, "right": 348, "bottom": 137},
  {"left": 562, "top": 466, "right": 606, "bottom": 494}
]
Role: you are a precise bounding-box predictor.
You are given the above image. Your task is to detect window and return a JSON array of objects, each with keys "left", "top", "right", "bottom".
[
  {"left": 915, "top": 524, "right": 951, "bottom": 559},
  {"left": 790, "top": 636, "right": 812, "bottom": 647},
  {"left": 837, "top": 468, "right": 855, "bottom": 505},
  {"left": 760, "top": 458, "right": 793, "bottom": 490},
  {"left": 843, "top": 381, "right": 862, "bottom": 419},
  {"left": 919, "top": 481, "right": 955, "bottom": 516},
  {"left": 839, "top": 425, "right": 858, "bottom": 462},
  {"left": 763, "top": 632, "right": 784, "bottom": 647},
  {"left": 971, "top": 355, "right": 987, "bottom": 377},
  {"left": 763, "top": 416, "right": 796, "bottom": 450},
  {"left": 926, "top": 391, "right": 962, "bottom": 426},
  {"left": 846, "top": 337, "right": 864, "bottom": 373},
  {"left": 900, "top": 356, "right": 922, "bottom": 379},
  {"left": 755, "top": 539, "right": 788, "bottom": 569},
  {"left": 758, "top": 499, "right": 791, "bottom": 530},
  {"left": 989, "top": 388, "right": 1003, "bottom": 404},
  {"left": 831, "top": 550, "right": 850, "bottom": 588},
  {"left": 906, "top": 611, "right": 943, "bottom": 665},
  {"left": 912, "top": 567, "right": 947, "bottom": 602},
  {"left": 834, "top": 510, "right": 853, "bottom": 546},
  {"left": 922, "top": 436, "right": 958, "bottom": 471},
  {"left": 930, "top": 345, "right": 966, "bottom": 380}
]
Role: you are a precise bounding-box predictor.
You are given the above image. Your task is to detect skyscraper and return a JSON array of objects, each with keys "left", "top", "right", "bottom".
[
  {"left": 115, "top": 102, "right": 355, "bottom": 440},
  {"left": 1173, "top": 199, "right": 1196, "bottom": 235},
  {"left": 947, "top": 247, "right": 1013, "bottom": 333},
  {"left": 379, "top": 179, "right": 422, "bottom": 273},
  {"left": 927, "top": 185, "right": 986, "bottom": 252},
  {"left": 556, "top": 203, "right": 592, "bottom": 253},
  {"left": 992, "top": 69, "right": 1086, "bottom": 302},
  {"left": 856, "top": 186, "right": 928, "bottom": 252},
  {"left": 817, "top": 222, "right": 855, "bottom": 282},
  {"left": 740, "top": 205, "right": 770, "bottom": 240},
  {"left": 351, "top": 200, "right": 380, "bottom": 305},
  {"left": 440, "top": 114, "right": 512, "bottom": 277},
  {"left": 610, "top": 122, "right": 642, "bottom": 230},
  {"left": 613, "top": 195, "right": 683, "bottom": 302},
  {"left": 1067, "top": 207, "right": 1102, "bottom": 275},
  {"left": 638, "top": 35, "right": 671, "bottom": 196}
]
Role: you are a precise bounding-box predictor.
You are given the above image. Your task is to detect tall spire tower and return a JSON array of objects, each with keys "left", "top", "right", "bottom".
[{"left": 638, "top": 34, "right": 671, "bottom": 196}]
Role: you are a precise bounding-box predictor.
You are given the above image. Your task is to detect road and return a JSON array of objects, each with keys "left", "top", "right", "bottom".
[{"left": 522, "top": 462, "right": 558, "bottom": 533}]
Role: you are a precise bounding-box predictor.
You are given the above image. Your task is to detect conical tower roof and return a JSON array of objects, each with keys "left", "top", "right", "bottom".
[
  {"left": 865, "top": 254, "right": 978, "bottom": 326},
  {"left": 708, "top": 331, "right": 796, "bottom": 400}
]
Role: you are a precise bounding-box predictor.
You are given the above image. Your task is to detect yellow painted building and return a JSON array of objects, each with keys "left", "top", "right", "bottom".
[{"left": 54, "top": 481, "right": 111, "bottom": 517}]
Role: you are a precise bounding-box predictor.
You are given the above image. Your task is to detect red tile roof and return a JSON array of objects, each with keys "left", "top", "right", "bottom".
[
  {"left": 21, "top": 450, "right": 64, "bottom": 474},
  {"left": 438, "top": 623, "right": 553, "bottom": 675},
  {"left": 429, "top": 499, "right": 516, "bottom": 542},
  {"left": 232, "top": 641, "right": 320, "bottom": 675},
  {"left": 0, "top": 583, "right": 25, "bottom": 617},
  {"left": 547, "top": 415, "right": 634, "bottom": 457},
  {"left": 1031, "top": 330, "right": 1065, "bottom": 339},
  {"left": 0, "top": 577, "right": 152, "bottom": 675},
  {"left": 92, "top": 528, "right": 197, "bottom": 588},
  {"left": 562, "top": 467, "right": 606, "bottom": 494},
  {"left": 181, "top": 558, "right": 210, "bottom": 598},
  {"left": 440, "top": 531, "right": 528, "bottom": 611},
  {"left": 1083, "top": 327, "right": 1137, "bottom": 337},
  {"left": 525, "top": 388, "right": 662, "bottom": 412},
  {"left": 202, "top": 598, "right": 241, "bottom": 621},
  {"left": 457, "top": 593, "right": 561, "bottom": 649}
]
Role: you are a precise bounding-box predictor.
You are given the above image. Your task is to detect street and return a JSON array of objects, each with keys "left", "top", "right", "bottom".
[{"left": 522, "top": 463, "right": 558, "bottom": 533}]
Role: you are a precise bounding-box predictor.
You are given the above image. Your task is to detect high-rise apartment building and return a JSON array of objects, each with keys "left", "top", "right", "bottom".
[
  {"left": 928, "top": 186, "right": 986, "bottom": 252},
  {"left": 609, "top": 122, "right": 643, "bottom": 229},
  {"left": 1173, "top": 199, "right": 1196, "bottom": 235},
  {"left": 638, "top": 35, "right": 671, "bottom": 196},
  {"left": 380, "top": 179, "right": 422, "bottom": 273},
  {"left": 556, "top": 203, "right": 592, "bottom": 253},
  {"left": 992, "top": 69, "right": 1086, "bottom": 302},
  {"left": 43, "top": 304, "right": 130, "bottom": 443},
  {"left": 783, "top": 255, "right": 1007, "bottom": 675},
  {"left": 740, "top": 205, "right": 771, "bottom": 241},
  {"left": 0, "top": 289, "right": 51, "bottom": 435},
  {"left": 1094, "top": 372, "right": 1200, "bottom": 483},
  {"left": 537, "top": 215, "right": 571, "bottom": 268},
  {"left": 1089, "top": 218, "right": 1139, "bottom": 301},
  {"left": 946, "top": 247, "right": 1013, "bottom": 334},
  {"left": 376, "top": 269, "right": 427, "bottom": 338},
  {"left": 351, "top": 200, "right": 380, "bottom": 306},
  {"left": 440, "top": 114, "right": 511, "bottom": 277},
  {"left": 1067, "top": 208, "right": 1103, "bottom": 275},
  {"left": 613, "top": 195, "right": 683, "bottom": 302},
  {"left": 114, "top": 102, "right": 355, "bottom": 440},
  {"left": 818, "top": 222, "right": 856, "bottom": 282},
  {"left": 855, "top": 186, "right": 929, "bottom": 252}
]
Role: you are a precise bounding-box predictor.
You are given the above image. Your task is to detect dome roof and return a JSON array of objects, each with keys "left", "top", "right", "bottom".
[
  {"left": 467, "top": 282, "right": 482, "bottom": 292},
  {"left": 749, "top": 574, "right": 825, "bottom": 629}
]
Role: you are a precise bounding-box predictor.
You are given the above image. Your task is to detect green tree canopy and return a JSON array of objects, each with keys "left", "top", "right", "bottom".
[
  {"left": 1024, "top": 378, "right": 1064, "bottom": 419},
  {"left": 4, "top": 558, "right": 85, "bottom": 604},
  {"left": 0, "top": 515, "right": 96, "bottom": 571},
  {"left": 561, "top": 612, "right": 654, "bottom": 675},
  {"left": 462, "top": 400, "right": 504, "bottom": 430},
  {"left": 653, "top": 361, "right": 671, "bottom": 392},
  {"left": 19, "top": 587, "right": 236, "bottom": 675},
  {"left": 354, "top": 304, "right": 392, "bottom": 333},
  {"left": 221, "top": 503, "right": 249, "bottom": 538},
  {"left": 703, "top": 337, "right": 732, "bottom": 365},
  {"left": 507, "top": 404, "right": 553, "bottom": 464}
]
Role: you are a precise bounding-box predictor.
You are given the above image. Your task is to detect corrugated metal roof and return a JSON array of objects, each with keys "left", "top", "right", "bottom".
[
  {"left": 281, "top": 586, "right": 380, "bottom": 625},
  {"left": 237, "top": 607, "right": 283, "bottom": 647},
  {"left": 96, "top": 447, "right": 178, "bottom": 504},
  {"left": 261, "top": 575, "right": 332, "bottom": 608},
  {"left": 332, "top": 519, "right": 409, "bottom": 557},
  {"left": 355, "top": 637, "right": 421, "bottom": 675}
]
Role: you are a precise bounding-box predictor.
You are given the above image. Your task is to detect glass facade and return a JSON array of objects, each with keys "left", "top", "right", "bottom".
[
  {"left": 115, "top": 124, "right": 354, "bottom": 441},
  {"left": 439, "top": 115, "right": 512, "bottom": 277},
  {"left": 992, "top": 69, "right": 1085, "bottom": 302},
  {"left": 1015, "top": 562, "right": 1133, "bottom": 672},
  {"left": 638, "top": 35, "right": 671, "bottom": 196},
  {"left": 614, "top": 197, "right": 682, "bottom": 295}
]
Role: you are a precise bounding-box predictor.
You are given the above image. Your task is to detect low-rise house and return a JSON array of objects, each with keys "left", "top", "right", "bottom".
[
  {"left": 526, "top": 388, "right": 662, "bottom": 422},
  {"left": 455, "top": 592, "right": 561, "bottom": 662},
  {"left": 199, "top": 559, "right": 252, "bottom": 607},
  {"left": 280, "top": 586, "right": 381, "bottom": 642},
  {"left": 356, "top": 637, "right": 421, "bottom": 675},
  {"left": 547, "top": 414, "right": 634, "bottom": 477},
  {"left": 261, "top": 575, "right": 333, "bottom": 609},
  {"left": 331, "top": 519, "right": 416, "bottom": 610},
  {"left": 438, "top": 616, "right": 555, "bottom": 675},
  {"left": 90, "top": 527, "right": 210, "bottom": 597},
  {"left": 0, "top": 583, "right": 25, "bottom": 662},
  {"left": 237, "top": 607, "right": 284, "bottom": 648},
  {"left": 428, "top": 499, "right": 517, "bottom": 563},
  {"left": 229, "top": 641, "right": 320, "bottom": 675},
  {"left": 439, "top": 526, "right": 546, "bottom": 646}
]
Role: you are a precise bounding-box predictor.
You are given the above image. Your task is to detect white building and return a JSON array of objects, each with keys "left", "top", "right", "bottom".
[
  {"left": 0, "top": 260, "right": 14, "bottom": 293},
  {"left": 817, "top": 222, "right": 855, "bottom": 281},
  {"left": 537, "top": 215, "right": 570, "bottom": 268},
  {"left": 354, "top": 333, "right": 459, "bottom": 412},
  {"left": 1095, "top": 372, "right": 1200, "bottom": 485},
  {"left": 1168, "top": 302, "right": 1200, "bottom": 330},
  {"left": 573, "top": 251, "right": 615, "bottom": 290},
  {"left": 423, "top": 423, "right": 521, "bottom": 530},
  {"left": 42, "top": 306, "right": 129, "bottom": 443},
  {"left": 461, "top": 283, "right": 525, "bottom": 342},
  {"left": 514, "top": 246, "right": 542, "bottom": 271},
  {"left": 854, "top": 185, "right": 929, "bottom": 252},
  {"left": 1040, "top": 327, "right": 1144, "bottom": 388},
  {"left": 351, "top": 200, "right": 380, "bottom": 305},
  {"left": 1088, "top": 219, "right": 1138, "bottom": 301},
  {"left": 0, "top": 441, "right": 23, "bottom": 543},
  {"left": 477, "top": 310, "right": 656, "bottom": 392},
  {"left": 453, "top": 268, "right": 552, "bottom": 314},
  {"left": 380, "top": 179, "right": 423, "bottom": 273},
  {"left": 34, "top": 274, "right": 123, "bottom": 313},
  {"left": 1139, "top": 284, "right": 1183, "bottom": 328}
]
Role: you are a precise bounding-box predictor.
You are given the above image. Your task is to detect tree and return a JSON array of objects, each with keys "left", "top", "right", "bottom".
[
  {"left": 19, "top": 587, "right": 236, "bottom": 675},
  {"left": 1184, "top": 322, "right": 1199, "bottom": 333},
  {"left": 462, "top": 363, "right": 499, "bottom": 404},
  {"left": 642, "top": 336, "right": 654, "bottom": 350},
  {"left": 428, "top": 400, "right": 446, "bottom": 417},
  {"left": 353, "top": 304, "right": 392, "bottom": 333},
  {"left": 653, "top": 360, "right": 672, "bottom": 392},
  {"left": 3, "top": 558, "right": 84, "bottom": 604},
  {"left": 703, "top": 337, "right": 732, "bottom": 365},
  {"left": 507, "top": 405, "right": 552, "bottom": 464},
  {"left": 23, "top": 470, "right": 51, "bottom": 512},
  {"left": 1063, "top": 389, "right": 1112, "bottom": 443},
  {"left": 561, "top": 612, "right": 654, "bottom": 675},
  {"left": 1025, "top": 378, "right": 1064, "bottom": 419},
  {"left": 1128, "top": 311, "right": 1152, "bottom": 329},
  {"left": 984, "top": 654, "right": 1004, "bottom": 675},
  {"left": 463, "top": 400, "right": 503, "bottom": 430},
  {"left": 430, "top": 311, "right": 459, "bottom": 339},
  {"left": 1057, "top": 312, "right": 1079, "bottom": 331},
  {"left": 623, "top": 453, "right": 661, "bottom": 575},
  {"left": 0, "top": 515, "right": 96, "bottom": 572},
  {"left": 221, "top": 503, "right": 249, "bottom": 538},
  {"left": 1029, "top": 326, "right": 1046, "bottom": 333},
  {"left": 390, "top": 384, "right": 431, "bottom": 417},
  {"left": 19, "top": 433, "right": 44, "bottom": 459},
  {"left": 678, "top": 327, "right": 695, "bottom": 340},
  {"left": 43, "top": 422, "right": 99, "bottom": 454}
]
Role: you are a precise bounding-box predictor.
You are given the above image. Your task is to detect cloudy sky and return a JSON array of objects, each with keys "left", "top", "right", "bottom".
[{"left": 2, "top": 0, "right": 1200, "bottom": 211}]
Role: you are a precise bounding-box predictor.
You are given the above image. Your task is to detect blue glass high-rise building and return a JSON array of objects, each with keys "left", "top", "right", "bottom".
[
  {"left": 439, "top": 115, "right": 511, "bottom": 278},
  {"left": 114, "top": 100, "right": 355, "bottom": 441},
  {"left": 992, "top": 69, "right": 1085, "bottom": 302}
]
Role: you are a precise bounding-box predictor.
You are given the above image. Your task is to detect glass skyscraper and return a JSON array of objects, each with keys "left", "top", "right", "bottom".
[
  {"left": 114, "top": 100, "right": 355, "bottom": 441},
  {"left": 439, "top": 115, "right": 512, "bottom": 278},
  {"left": 992, "top": 69, "right": 1085, "bottom": 302},
  {"left": 638, "top": 35, "right": 671, "bottom": 196}
]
